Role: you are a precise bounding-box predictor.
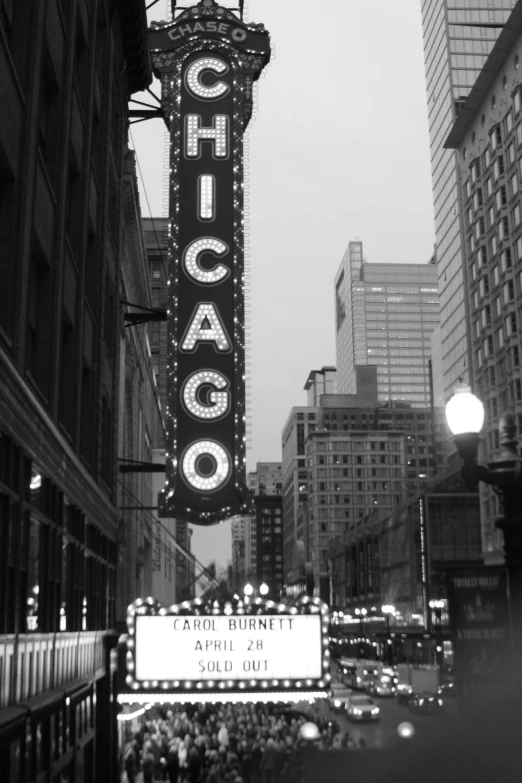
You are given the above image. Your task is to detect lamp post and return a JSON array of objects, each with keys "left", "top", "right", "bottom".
[
  {"left": 446, "top": 382, "right": 522, "bottom": 668},
  {"left": 382, "top": 604, "right": 396, "bottom": 663},
  {"left": 429, "top": 599, "right": 445, "bottom": 668}
]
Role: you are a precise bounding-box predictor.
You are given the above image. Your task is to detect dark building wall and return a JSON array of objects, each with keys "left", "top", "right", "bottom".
[
  {"left": 0, "top": 0, "right": 150, "bottom": 780},
  {"left": 255, "top": 495, "right": 284, "bottom": 599}
]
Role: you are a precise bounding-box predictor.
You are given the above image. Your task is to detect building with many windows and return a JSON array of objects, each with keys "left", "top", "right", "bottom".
[
  {"left": 281, "top": 406, "right": 319, "bottom": 579},
  {"left": 0, "top": 0, "right": 150, "bottom": 779},
  {"left": 420, "top": 0, "right": 516, "bottom": 400},
  {"left": 445, "top": 0, "right": 522, "bottom": 563},
  {"left": 328, "top": 465, "right": 481, "bottom": 664},
  {"left": 334, "top": 241, "right": 440, "bottom": 408},
  {"left": 304, "top": 404, "right": 449, "bottom": 580},
  {"left": 247, "top": 462, "right": 283, "bottom": 496},
  {"left": 142, "top": 216, "right": 193, "bottom": 597},
  {"left": 254, "top": 495, "right": 284, "bottom": 600}
]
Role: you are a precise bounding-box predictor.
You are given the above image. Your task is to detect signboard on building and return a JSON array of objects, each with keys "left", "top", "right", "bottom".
[
  {"left": 123, "top": 595, "right": 330, "bottom": 701},
  {"left": 446, "top": 565, "right": 510, "bottom": 692},
  {"left": 150, "top": 1, "right": 270, "bottom": 524}
]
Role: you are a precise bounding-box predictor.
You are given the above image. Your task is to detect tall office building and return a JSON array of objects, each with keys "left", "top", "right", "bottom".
[
  {"left": 281, "top": 406, "right": 319, "bottom": 578},
  {"left": 420, "top": 0, "right": 516, "bottom": 400},
  {"left": 231, "top": 515, "right": 257, "bottom": 584},
  {"left": 444, "top": 1, "right": 522, "bottom": 562},
  {"left": 335, "top": 241, "right": 440, "bottom": 407}
]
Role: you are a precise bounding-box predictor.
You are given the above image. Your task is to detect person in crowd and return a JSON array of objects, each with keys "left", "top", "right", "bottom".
[
  {"left": 123, "top": 740, "right": 139, "bottom": 783},
  {"left": 122, "top": 699, "right": 334, "bottom": 783},
  {"left": 142, "top": 741, "right": 156, "bottom": 783}
]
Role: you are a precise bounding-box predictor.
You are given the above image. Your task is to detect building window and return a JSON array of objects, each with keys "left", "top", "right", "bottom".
[
  {"left": 498, "top": 216, "right": 509, "bottom": 241},
  {"left": 478, "top": 276, "right": 489, "bottom": 298},
  {"left": 491, "top": 125, "right": 502, "bottom": 151},
  {"left": 505, "top": 313, "right": 517, "bottom": 336},
  {"left": 501, "top": 249, "right": 512, "bottom": 272},
  {"left": 507, "top": 111, "right": 514, "bottom": 134},
  {"left": 503, "top": 280, "right": 515, "bottom": 304},
  {"left": 514, "top": 203, "right": 521, "bottom": 227}
]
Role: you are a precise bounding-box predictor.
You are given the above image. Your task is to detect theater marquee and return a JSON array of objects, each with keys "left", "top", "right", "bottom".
[
  {"left": 122, "top": 595, "right": 330, "bottom": 703},
  {"left": 150, "top": 1, "right": 271, "bottom": 524}
]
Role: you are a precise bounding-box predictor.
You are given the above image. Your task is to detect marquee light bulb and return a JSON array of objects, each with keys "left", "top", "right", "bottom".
[
  {"left": 182, "top": 440, "right": 231, "bottom": 491},
  {"left": 185, "top": 114, "right": 228, "bottom": 159},
  {"left": 181, "top": 303, "right": 231, "bottom": 352},
  {"left": 198, "top": 175, "right": 216, "bottom": 220},
  {"left": 182, "top": 370, "right": 230, "bottom": 420},
  {"left": 183, "top": 237, "right": 228, "bottom": 284},
  {"left": 186, "top": 57, "right": 230, "bottom": 100}
]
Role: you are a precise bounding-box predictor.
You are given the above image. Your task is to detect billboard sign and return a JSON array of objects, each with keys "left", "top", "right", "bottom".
[
  {"left": 446, "top": 566, "right": 510, "bottom": 691},
  {"left": 124, "top": 595, "right": 330, "bottom": 699},
  {"left": 150, "top": 1, "right": 270, "bottom": 524}
]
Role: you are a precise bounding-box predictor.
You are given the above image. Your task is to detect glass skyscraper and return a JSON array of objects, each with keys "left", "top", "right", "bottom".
[
  {"left": 420, "top": 0, "right": 516, "bottom": 400},
  {"left": 335, "top": 241, "right": 440, "bottom": 408}
]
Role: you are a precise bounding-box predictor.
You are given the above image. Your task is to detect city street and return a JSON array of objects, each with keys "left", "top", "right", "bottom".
[{"left": 321, "top": 674, "right": 458, "bottom": 750}]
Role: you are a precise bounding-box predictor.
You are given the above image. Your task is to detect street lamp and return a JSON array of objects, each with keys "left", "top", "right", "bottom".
[
  {"left": 446, "top": 382, "right": 522, "bottom": 664},
  {"left": 382, "top": 604, "right": 396, "bottom": 663},
  {"left": 243, "top": 582, "right": 254, "bottom": 597},
  {"left": 259, "top": 582, "right": 269, "bottom": 596}
]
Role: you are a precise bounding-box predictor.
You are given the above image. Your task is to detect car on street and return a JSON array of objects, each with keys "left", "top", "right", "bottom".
[
  {"left": 328, "top": 683, "right": 354, "bottom": 713},
  {"left": 345, "top": 695, "right": 380, "bottom": 722},
  {"left": 408, "top": 692, "right": 445, "bottom": 716},
  {"left": 366, "top": 676, "right": 396, "bottom": 698}
]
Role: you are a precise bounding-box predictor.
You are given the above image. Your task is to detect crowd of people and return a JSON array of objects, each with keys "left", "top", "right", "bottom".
[{"left": 121, "top": 700, "right": 361, "bottom": 783}]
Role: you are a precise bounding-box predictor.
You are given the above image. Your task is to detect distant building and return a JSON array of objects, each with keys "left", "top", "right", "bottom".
[
  {"left": 328, "top": 465, "right": 482, "bottom": 664},
  {"left": 231, "top": 515, "right": 256, "bottom": 586},
  {"left": 142, "top": 216, "right": 192, "bottom": 596},
  {"left": 119, "top": 153, "right": 172, "bottom": 617},
  {"left": 304, "top": 367, "right": 338, "bottom": 406},
  {"left": 254, "top": 495, "right": 284, "bottom": 599},
  {"left": 281, "top": 406, "right": 318, "bottom": 578},
  {"left": 444, "top": 0, "right": 522, "bottom": 564},
  {"left": 420, "top": 0, "right": 516, "bottom": 401},
  {"left": 248, "top": 461, "right": 283, "bottom": 496},
  {"left": 334, "top": 241, "right": 440, "bottom": 408},
  {"left": 304, "top": 403, "right": 449, "bottom": 581}
]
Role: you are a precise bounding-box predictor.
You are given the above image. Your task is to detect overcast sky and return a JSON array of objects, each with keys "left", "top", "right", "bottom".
[{"left": 131, "top": 0, "right": 436, "bottom": 569}]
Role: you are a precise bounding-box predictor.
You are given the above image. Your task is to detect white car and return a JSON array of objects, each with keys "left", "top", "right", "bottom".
[
  {"left": 346, "top": 695, "right": 380, "bottom": 722},
  {"left": 328, "top": 683, "right": 354, "bottom": 713}
]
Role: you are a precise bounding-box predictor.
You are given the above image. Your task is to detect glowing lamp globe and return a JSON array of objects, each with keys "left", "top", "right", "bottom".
[
  {"left": 299, "top": 722, "right": 320, "bottom": 742},
  {"left": 397, "top": 721, "right": 415, "bottom": 739},
  {"left": 243, "top": 583, "right": 253, "bottom": 597},
  {"left": 259, "top": 582, "right": 269, "bottom": 596},
  {"left": 445, "top": 383, "right": 484, "bottom": 435}
]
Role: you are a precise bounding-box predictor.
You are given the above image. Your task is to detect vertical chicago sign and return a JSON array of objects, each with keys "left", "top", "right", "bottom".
[{"left": 150, "top": 1, "right": 270, "bottom": 524}]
